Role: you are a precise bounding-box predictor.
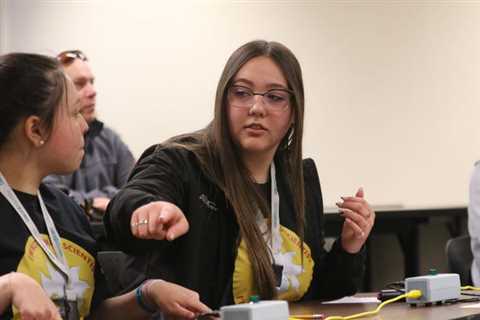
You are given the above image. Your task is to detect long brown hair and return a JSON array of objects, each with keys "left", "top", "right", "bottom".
[{"left": 168, "top": 40, "right": 305, "bottom": 299}]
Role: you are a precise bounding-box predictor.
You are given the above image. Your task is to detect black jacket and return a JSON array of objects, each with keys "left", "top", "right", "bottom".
[{"left": 105, "top": 144, "right": 365, "bottom": 309}]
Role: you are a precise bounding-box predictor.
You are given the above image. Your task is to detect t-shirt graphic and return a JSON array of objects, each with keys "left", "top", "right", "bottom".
[
  {"left": 232, "top": 223, "right": 314, "bottom": 303},
  {"left": 15, "top": 235, "right": 95, "bottom": 319}
]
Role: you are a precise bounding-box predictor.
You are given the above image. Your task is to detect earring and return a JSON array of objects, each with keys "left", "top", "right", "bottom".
[{"left": 39, "top": 140, "right": 45, "bottom": 146}]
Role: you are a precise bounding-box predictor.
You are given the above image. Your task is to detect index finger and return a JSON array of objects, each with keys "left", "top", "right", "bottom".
[
  {"left": 157, "top": 205, "right": 181, "bottom": 225},
  {"left": 158, "top": 206, "right": 189, "bottom": 241},
  {"left": 186, "top": 300, "right": 211, "bottom": 314}
]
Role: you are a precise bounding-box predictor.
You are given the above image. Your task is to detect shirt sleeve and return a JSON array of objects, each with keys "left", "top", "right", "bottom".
[
  {"left": 469, "top": 163, "right": 480, "bottom": 286},
  {"left": 104, "top": 145, "right": 188, "bottom": 254},
  {"left": 302, "top": 158, "right": 365, "bottom": 300}
]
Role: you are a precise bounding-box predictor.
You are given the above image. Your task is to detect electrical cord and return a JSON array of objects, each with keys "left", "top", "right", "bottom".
[
  {"left": 289, "top": 290, "right": 422, "bottom": 320},
  {"left": 461, "top": 286, "right": 480, "bottom": 291},
  {"left": 288, "top": 284, "right": 480, "bottom": 320},
  {"left": 459, "top": 286, "right": 480, "bottom": 302},
  {"left": 200, "top": 285, "right": 479, "bottom": 320},
  {"left": 460, "top": 292, "right": 480, "bottom": 297}
]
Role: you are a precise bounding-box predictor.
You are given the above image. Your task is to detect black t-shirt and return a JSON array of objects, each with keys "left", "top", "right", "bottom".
[{"left": 0, "top": 183, "right": 109, "bottom": 319}]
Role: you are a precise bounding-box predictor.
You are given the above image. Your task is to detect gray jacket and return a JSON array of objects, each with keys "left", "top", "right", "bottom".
[
  {"left": 44, "top": 119, "right": 135, "bottom": 207},
  {"left": 469, "top": 161, "right": 480, "bottom": 286}
]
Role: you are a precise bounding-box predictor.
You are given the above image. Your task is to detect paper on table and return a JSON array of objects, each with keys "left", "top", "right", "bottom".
[
  {"left": 322, "top": 296, "right": 380, "bottom": 304},
  {"left": 461, "top": 303, "right": 480, "bottom": 308}
]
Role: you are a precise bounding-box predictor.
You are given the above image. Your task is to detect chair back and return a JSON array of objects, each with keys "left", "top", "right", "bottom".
[
  {"left": 445, "top": 235, "right": 473, "bottom": 285},
  {"left": 97, "top": 250, "right": 129, "bottom": 294}
]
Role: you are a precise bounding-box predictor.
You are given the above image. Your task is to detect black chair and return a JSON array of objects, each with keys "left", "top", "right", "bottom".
[
  {"left": 97, "top": 250, "right": 129, "bottom": 294},
  {"left": 445, "top": 235, "right": 473, "bottom": 285},
  {"left": 97, "top": 251, "right": 163, "bottom": 319}
]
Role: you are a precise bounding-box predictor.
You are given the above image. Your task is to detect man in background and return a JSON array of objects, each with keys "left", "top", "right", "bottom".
[
  {"left": 45, "top": 50, "right": 135, "bottom": 220},
  {"left": 469, "top": 161, "right": 480, "bottom": 285}
]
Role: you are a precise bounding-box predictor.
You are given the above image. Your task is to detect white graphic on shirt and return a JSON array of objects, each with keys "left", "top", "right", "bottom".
[
  {"left": 40, "top": 260, "right": 89, "bottom": 301},
  {"left": 259, "top": 219, "right": 302, "bottom": 293},
  {"left": 276, "top": 251, "right": 303, "bottom": 292},
  {"left": 16, "top": 236, "right": 95, "bottom": 318},
  {"left": 232, "top": 223, "right": 314, "bottom": 303}
]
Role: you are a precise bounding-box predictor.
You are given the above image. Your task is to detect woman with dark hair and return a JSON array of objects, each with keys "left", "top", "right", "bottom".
[
  {"left": 106, "top": 40, "right": 375, "bottom": 309},
  {"left": 0, "top": 53, "right": 209, "bottom": 319}
]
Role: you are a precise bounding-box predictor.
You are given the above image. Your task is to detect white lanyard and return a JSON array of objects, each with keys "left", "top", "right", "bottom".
[
  {"left": 256, "top": 163, "right": 281, "bottom": 256},
  {"left": 0, "top": 172, "right": 70, "bottom": 283},
  {"left": 270, "top": 162, "right": 281, "bottom": 255}
]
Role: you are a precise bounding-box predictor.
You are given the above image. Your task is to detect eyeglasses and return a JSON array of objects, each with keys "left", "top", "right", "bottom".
[
  {"left": 227, "top": 85, "right": 293, "bottom": 112},
  {"left": 57, "top": 50, "right": 88, "bottom": 66}
]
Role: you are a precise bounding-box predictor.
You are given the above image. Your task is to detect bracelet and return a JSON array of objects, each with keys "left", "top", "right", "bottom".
[{"left": 135, "top": 280, "right": 156, "bottom": 314}]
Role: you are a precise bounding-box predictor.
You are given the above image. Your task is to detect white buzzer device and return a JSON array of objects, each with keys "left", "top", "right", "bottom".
[
  {"left": 405, "top": 273, "right": 461, "bottom": 305},
  {"left": 220, "top": 300, "right": 289, "bottom": 320}
]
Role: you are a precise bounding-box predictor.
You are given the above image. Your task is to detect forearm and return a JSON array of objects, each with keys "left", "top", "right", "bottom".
[
  {"left": 88, "top": 290, "right": 150, "bottom": 320},
  {"left": 0, "top": 273, "right": 13, "bottom": 314}
]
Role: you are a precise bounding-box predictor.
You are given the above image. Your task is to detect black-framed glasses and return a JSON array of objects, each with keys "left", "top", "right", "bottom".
[
  {"left": 227, "top": 85, "right": 293, "bottom": 112},
  {"left": 57, "top": 50, "right": 88, "bottom": 66}
]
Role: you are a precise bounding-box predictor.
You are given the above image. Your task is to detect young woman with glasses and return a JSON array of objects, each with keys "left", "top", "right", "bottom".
[
  {"left": 0, "top": 53, "right": 210, "bottom": 320},
  {"left": 106, "top": 40, "right": 376, "bottom": 310}
]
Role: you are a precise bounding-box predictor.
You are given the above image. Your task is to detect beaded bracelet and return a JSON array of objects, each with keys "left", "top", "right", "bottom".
[{"left": 135, "top": 280, "right": 157, "bottom": 314}]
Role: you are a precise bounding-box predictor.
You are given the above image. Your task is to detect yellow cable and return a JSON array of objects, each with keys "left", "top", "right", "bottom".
[
  {"left": 289, "top": 290, "right": 422, "bottom": 320},
  {"left": 461, "top": 286, "right": 480, "bottom": 291}
]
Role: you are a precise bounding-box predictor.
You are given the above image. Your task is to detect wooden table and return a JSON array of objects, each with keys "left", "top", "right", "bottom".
[{"left": 290, "top": 293, "right": 480, "bottom": 320}]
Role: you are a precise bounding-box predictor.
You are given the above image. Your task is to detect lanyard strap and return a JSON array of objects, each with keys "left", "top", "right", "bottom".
[
  {"left": 0, "top": 172, "right": 70, "bottom": 282},
  {"left": 270, "top": 162, "right": 281, "bottom": 255},
  {"left": 256, "top": 162, "right": 281, "bottom": 256}
]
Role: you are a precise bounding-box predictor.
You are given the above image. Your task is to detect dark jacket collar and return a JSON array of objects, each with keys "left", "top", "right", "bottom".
[{"left": 85, "top": 119, "right": 104, "bottom": 148}]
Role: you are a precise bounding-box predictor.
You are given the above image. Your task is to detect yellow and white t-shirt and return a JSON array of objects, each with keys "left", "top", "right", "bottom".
[
  {"left": 0, "top": 185, "right": 104, "bottom": 319},
  {"left": 232, "top": 222, "right": 314, "bottom": 304},
  {"left": 15, "top": 235, "right": 95, "bottom": 319}
]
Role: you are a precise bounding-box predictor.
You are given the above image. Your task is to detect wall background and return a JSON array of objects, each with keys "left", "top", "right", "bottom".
[{"left": 3, "top": 0, "right": 480, "bottom": 208}]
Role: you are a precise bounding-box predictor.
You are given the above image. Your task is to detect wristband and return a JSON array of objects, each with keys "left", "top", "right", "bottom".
[{"left": 135, "top": 280, "right": 156, "bottom": 314}]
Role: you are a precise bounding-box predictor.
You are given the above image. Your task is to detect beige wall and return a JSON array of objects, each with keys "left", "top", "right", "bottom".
[
  {"left": 3, "top": 0, "right": 480, "bottom": 208},
  {"left": 0, "top": 0, "right": 6, "bottom": 53}
]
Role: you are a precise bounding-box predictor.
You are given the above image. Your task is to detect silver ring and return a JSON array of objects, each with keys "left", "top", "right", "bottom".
[
  {"left": 132, "top": 219, "right": 149, "bottom": 228},
  {"left": 138, "top": 219, "right": 149, "bottom": 225}
]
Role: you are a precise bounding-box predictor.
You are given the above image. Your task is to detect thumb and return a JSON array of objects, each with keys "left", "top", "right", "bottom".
[{"left": 355, "top": 187, "right": 364, "bottom": 198}]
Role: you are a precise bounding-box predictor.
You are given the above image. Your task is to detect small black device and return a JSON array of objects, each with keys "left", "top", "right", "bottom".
[{"left": 377, "top": 289, "right": 405, "bottom": 302}]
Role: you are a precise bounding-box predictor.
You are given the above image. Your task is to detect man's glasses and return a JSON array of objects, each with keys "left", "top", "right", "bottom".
[
  {"left": 227, "top": 85, "right": 293, "bottom": 112},
  {"left": 57, "top": 50, "right": 88, "bottom": 66}
]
